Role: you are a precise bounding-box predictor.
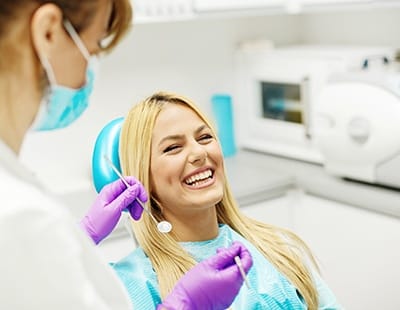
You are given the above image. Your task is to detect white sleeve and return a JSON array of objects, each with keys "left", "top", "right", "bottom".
[{"left": 0, "top": 199, "right": 132, "bottom": 310}]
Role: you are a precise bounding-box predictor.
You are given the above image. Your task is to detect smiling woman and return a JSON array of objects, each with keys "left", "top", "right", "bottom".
[
  {"left": 149, "top": 102, "right": 225, "bottom": 231},
  {"left": 114, "top": 91, "right": 343, "bottom": 309}
]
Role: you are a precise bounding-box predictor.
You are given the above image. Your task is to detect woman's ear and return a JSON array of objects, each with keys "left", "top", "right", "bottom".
[
  {"left": 151, "top": 197, "right": 163, "bottom": 213},
  {"left": 30, "top": 3, "right": 64, "bottom": 59}
]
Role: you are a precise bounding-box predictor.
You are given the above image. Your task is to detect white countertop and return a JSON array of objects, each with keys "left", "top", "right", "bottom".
[{"left": 235, "top": 148, "right": 400, "bottom": 219}]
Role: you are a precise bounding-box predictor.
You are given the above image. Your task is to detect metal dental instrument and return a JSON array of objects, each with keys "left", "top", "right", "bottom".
[
  {"left": 104, "top": 155, "right": 172, "bottom": 233},
  {"left": 234, "top": 256, "right": 250, "bottom": 289}
]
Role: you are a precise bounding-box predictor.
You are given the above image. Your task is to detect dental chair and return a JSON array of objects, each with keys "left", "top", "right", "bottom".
[{"left": 92, "top": 117, "right": 124, "bottom": 193}]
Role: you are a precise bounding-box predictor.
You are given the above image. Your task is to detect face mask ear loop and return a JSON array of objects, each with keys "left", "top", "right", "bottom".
[
  {"left": 35, "top": 55, "right": 55, "bottom": 119},
  {"left": 63, "top": 20, "right": 91, "bottom": 61},
  {"left": 39, "top": 55, "right": 58, "bottom": 86}
]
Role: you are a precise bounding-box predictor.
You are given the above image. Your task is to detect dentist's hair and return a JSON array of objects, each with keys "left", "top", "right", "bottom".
[
  {"left": 0, "top": 0, "right": 131, "bottom": 70},
  {"left": 119, "top": 91, "right": 319, "bottom": 310}
]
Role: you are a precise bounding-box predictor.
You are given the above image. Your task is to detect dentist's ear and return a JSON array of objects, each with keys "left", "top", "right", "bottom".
[{"left": 30, "top": 3, "right": 64, "bottom": 59}]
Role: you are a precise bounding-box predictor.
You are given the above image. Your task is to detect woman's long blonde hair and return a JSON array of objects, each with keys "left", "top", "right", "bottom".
[{"left": 120, "top": 91, "right": 319, "bottom": 309}]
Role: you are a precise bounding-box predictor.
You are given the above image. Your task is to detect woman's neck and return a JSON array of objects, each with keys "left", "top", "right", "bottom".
[{"left": 168, "top": 208, "right": 219, "bottom": 242}]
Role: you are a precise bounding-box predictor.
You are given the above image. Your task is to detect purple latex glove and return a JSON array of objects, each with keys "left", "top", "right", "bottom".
[
  {"left": 158, "top": 241, "right": 253, "bottom": 310},
  {"left": 80, "top": 177, "right": 148, "bottom": 244}
]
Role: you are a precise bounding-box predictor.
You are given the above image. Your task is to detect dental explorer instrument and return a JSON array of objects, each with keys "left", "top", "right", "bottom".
[
  {"left": 103, "top": 155, "right": 172, "bottom": 233},
  {"left": 234, "top": 256, "right": 250, "bottom": 289}
]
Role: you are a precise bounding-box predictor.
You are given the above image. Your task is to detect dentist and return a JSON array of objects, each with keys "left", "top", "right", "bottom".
[{"left": 0, "top": 1, "right": 252, "bottom": 309}]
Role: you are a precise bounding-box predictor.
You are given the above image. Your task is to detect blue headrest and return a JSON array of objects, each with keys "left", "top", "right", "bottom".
[{"left": 92, "top": 117, "right": 124, "bottom": 193}]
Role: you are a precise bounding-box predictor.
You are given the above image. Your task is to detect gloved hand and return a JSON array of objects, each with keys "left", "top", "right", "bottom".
[
  {"left": 80, "top": 177, "right": 148, "bottom": 244},
  {"left": 158, "top": 241, "right": 253, "bottom": 310}
]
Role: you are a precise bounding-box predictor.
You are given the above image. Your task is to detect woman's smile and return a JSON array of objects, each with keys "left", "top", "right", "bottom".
[{"left": 183, "top": 167, "right": 215, "bottom": 189}]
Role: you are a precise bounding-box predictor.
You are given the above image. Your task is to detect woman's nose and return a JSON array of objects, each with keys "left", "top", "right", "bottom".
[{"left": 188, "top": 144, "right": 207, "bottom": 164}]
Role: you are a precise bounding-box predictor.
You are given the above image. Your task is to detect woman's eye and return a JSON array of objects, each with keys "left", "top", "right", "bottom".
[
  {"left": 199, "top": 134, "right": 213, "bottom": 141},
  {"left": 163, "top": 145, "right": 180, "bottom": 153}
]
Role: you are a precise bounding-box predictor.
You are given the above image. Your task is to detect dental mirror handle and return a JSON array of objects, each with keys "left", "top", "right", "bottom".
[
  {"left": 103, "top": 156, "right": 172, "bottom": 233},
  {"left": 103, "top": 156, "right": 158, "bottom": 223},
  {"left": 234, "top": 256, "right": 250, "bottom": 289}
]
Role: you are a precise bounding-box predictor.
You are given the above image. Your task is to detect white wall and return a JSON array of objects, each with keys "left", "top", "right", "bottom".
[
  {"left": 299, "top": 8, "right": 400, "bottom": 46},
  {"left": 20, "top": 8, "right": 400, "bottom": 211}
]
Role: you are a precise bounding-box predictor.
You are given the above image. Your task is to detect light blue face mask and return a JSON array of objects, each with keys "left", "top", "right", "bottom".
[{"left": 33, "top": 20, "right": 98, "bottom": 131}]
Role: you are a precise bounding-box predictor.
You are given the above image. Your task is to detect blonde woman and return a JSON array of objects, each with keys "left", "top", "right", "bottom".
[{"left": 113, "top": 91, "right": 342, "bottom": 309}]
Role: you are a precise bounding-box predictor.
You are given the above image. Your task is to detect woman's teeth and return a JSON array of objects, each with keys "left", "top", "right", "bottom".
[{"left": 185, "top": 169, "right": 212, "bottom": 186}]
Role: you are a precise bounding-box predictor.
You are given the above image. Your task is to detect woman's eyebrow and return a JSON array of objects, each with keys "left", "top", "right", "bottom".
[
  {"left": 158, "top": 125, "right": 209, "bottom": 146},
  {"left": 158, "top": 134, "right": 183, "bottom": 146},
  {"left": 195, "top": 124, "right": 208, "bottom": 134}
]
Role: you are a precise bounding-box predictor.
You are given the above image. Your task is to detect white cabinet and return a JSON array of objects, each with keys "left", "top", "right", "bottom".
[
  {"left": 293, "top": 194, "right": 400, "bottom": 310},
  {"left": 299, "top": 0, "right": 400, "bottom": 12},
  {"left": 300, "top": 0, "right": 372, "bottom": 4},
  {"left": 132, "top": 0, "right": 400, "bottom": 24},
  {"left": 133, "top": 0, "right": 195, "bottom": 23},
  {"left": 193, "top": 0, "right": 284, "bottom": 12},
  {"left": 242, "top": 190, "right": 400, "bottom": 310},
  {"left": 193, "top": 0, "right": 400, "bottom": 15}
]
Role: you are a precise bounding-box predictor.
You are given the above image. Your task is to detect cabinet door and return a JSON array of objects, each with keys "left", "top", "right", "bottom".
[{"left": 293, "top": 193, "right": 400, "bottom": 310}]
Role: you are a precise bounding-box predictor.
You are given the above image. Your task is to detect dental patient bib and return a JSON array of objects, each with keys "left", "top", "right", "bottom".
[{"left": 111, "top": 224, "right": 340, "bottom": 309}]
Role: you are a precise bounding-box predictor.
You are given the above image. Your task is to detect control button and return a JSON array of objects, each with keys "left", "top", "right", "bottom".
[{"left": 347, "top": 117, "right": 370, "bottom": 144}]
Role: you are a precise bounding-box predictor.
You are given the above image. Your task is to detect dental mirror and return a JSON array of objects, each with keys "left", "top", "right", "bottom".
[{"left": 157, "top": 221, "right": 172, "bottom": 233}]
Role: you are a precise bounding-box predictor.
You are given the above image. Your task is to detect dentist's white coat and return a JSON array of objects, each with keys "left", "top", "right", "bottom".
[{"left": 0, "top": 140, "right": 132, "bottom": 310}]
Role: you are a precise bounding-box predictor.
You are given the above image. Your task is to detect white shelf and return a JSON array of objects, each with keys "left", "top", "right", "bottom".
[
  {"left": 193, "top": 0, "right": 283, "bottom": 12},
  {"left": 132, "top": 0, "right": 400, "bottom": 24}
]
